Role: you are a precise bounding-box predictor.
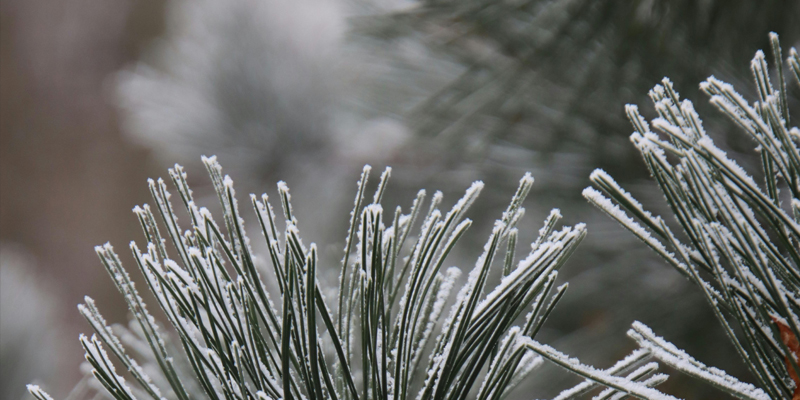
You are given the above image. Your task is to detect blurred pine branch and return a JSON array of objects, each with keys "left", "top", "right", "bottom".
[{"left": 357, "top": 0, "right": 799, "bottom": 180}]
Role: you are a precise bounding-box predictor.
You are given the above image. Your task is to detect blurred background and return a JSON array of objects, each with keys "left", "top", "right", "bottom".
[{"left": 1, "top": 0, "right": 798, "bottom": 398}]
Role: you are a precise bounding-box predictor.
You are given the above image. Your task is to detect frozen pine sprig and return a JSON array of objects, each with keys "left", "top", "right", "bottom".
[
  {"left": 28, "top": 157, "right": 610, "bottom": 400},
  {"left": 523, "top": 339, "right": 677, "bottom": 400},
  {"left": 584, "top": 33, "right": 800, "bottom": 399},
  {"left": 628, "top": 322, "right": 770, "bottom": 400}
]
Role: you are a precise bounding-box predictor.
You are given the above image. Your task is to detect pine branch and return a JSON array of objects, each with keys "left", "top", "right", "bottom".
[
  {"left": 29, "top": 158, "right": 602, "bottom": 400},
  {"left": 584, "top": 33, "right": 800, "bottom": 399}
]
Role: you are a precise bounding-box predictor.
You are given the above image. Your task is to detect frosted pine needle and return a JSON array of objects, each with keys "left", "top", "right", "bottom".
[{"left": 29, "top": 159, "right": 644, "bottom": 400}]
